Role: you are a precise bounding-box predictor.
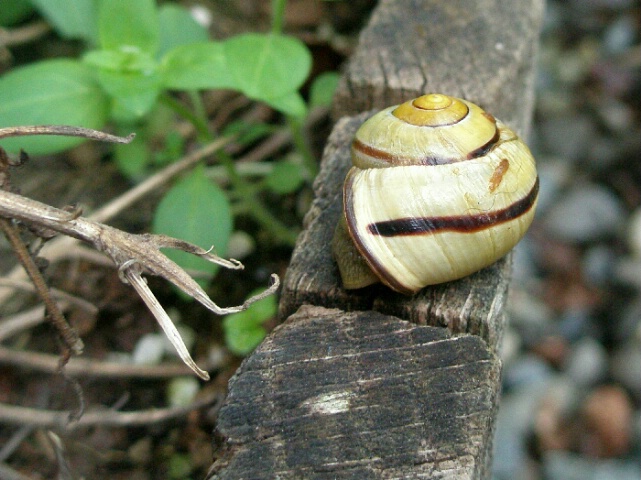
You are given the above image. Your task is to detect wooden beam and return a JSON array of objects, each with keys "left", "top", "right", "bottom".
[{"left": 209, "top": 0, "right": 544, "bottom": 477}]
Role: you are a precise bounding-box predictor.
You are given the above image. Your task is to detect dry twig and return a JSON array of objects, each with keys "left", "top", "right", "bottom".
[
  {"left": 0, "top": 127, "right": 279, "bottom": 380},
  {"left": 0, "top": 392, "right": 223, "bottom": 429}
]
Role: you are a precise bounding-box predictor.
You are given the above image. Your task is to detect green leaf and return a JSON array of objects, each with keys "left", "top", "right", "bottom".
[
  {"left": 0, "top": 59, "right": 109, "bottom": 155},
  {"left": 98, "top": 0, "right": 159, "bottom": 54},
  {"left": 309, "top": 71, "right": 340, "bottom": 109},
  {"left": 98, "top": 68, "right": 162, "bottom": 121},
  {"left": 266, "top": 160, "right": 304, "bottom": 194},
  {"left": 152, "top": 166, "right": 232, "bottom": 281},
  {"left": 223, "top": 288, "right": 276, "bottom": 356},
  {"left": 84, "top": 48, "right": 162, "bottom": 121},
  {"left": 84, "top": 48, "right": 157, "bottom": 71},
  {"left": 30, "top": 0, "right": 97, "bottom": 42},
  {"left": 223, "top": 33, "right": 311, "bottom": 101},
  {"left": 0, "top": 0, "right": 34, "bottom": 27},
  {"left": 114, "top": 134, "right": 150, "bottom": 178},
  {"left": 161, "top": 42, "right": 232, "bottom": 90},
  {"left": 264, "top": 91, "right": 308, "bottom": 118},
  {"left": 158, "top": 4, "right": 209, "bottom": 58}
]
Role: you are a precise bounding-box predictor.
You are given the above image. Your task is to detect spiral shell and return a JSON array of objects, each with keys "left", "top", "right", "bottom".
[{"left": 332, "top": 94, "right": 539, "bottom": 295}]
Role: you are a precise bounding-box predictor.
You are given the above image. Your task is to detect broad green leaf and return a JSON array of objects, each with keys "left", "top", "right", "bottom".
[
  {"left": 98, "top": 68, "right": 162, "bottom": 121},
  {"left": 266, "top": 160, "right": 305, "bottom": 194},
  {"left": 152, "top": 166, "right": 232, "bottom": 281},
  {"left": 158, "top": 4, "right": 209, "bottom": 57},
  {"left": 223, "top": 288, "right": 276, "bottom": 356},
  {"left": 114, "top": 134, "right": 150, "bottom": 178},
  {"left": 161, "top": 42, "right": 232, "bottom": 90},
  {"left": 309, "top": 71, "right": 340, "bottom": 109},
  {"left": 0, "top": 0, "right": 34, "bottom": 26},
  {"left": 264, "top": 91, "right": 307, "bottom": 118},
  {"left": 84, "top": 48, "right": 157, "bottom": 71},
  {"left": 98, "top": 0, "right": 159, "bottom": 54},
  {"left": 0, "top": 59, "right": 109, "bottom": 155},
  {"left": 30, "top": 0, "right": 97, "bottom": 42},
  {"left": 223, "top": 33, "right": 311, "bottom": 101},
  {"left": 84, "top": 49, "right": 162, "bottom": 121}
]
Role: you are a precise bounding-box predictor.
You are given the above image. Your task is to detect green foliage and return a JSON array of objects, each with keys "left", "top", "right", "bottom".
[
  {"left": 223, "top": 33, "right": 311, "bottom": 117},
  {"left": 310, "top": 71, "right": 341, "bottom": 109},
  {"left": 157, "top": 4, "right": 209, "bottom": 57},
  {"left": 0, "top": 59, "right": 109, "bottom": 155},
  {"left": 30, "top": 0, "right": 97, "bottom": 42},
  {"left": 223, "top": 289, "right": 277, "bottom": 356},
  {"left": 0, "top": 1, "right": 34, "bottom": 27},
  {"left": 98, "top": 0, "right": 159, "bottom": 53},
  {"left": 0, "top": 0, "right": 338, "bottom": 352},
  {"left": 266, "top": 160, "right": 305, "bottom": 194},
  {"left": 152, "top": 165, "right": 233, "bottom": 282}
]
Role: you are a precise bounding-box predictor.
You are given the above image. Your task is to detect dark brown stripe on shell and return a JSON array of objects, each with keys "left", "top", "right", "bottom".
[
  {"left": 467, "top": 125, "right": 500, "bottom": 159},
  {"left": 352, "top": 139, "right": 454, "bottom": 166},
  {"left": 352, "top": 122, "right": 499, "bottom": 166},
  {"left": 368, "top": 176, "right": 539, "bottom": 237}
]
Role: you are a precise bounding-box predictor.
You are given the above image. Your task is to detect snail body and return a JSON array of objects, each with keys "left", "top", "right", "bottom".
[{"left": 332, "top": 93, "right": 539, "bottom": 295}]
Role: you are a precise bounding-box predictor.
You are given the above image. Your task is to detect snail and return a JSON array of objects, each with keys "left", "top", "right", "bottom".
[{"left": 331, "top": 93, "right": 539, "bottom": 295}]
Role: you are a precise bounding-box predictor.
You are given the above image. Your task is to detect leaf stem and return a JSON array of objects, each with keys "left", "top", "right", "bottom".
[
  {"left": 160, "top": 93, "right": 210, "bottom": 139},
  {"left": 287, "top": 116, "right": 318, "bottom": 178},
  {"left": 271, "top": 0, "right": 287, "bottom": 35},
  {"left": 217, "top": 151, "right": 298, "bottom": 246}
]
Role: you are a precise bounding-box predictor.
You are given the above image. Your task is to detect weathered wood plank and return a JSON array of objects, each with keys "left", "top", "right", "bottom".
[
  {"left": 209, "top": 306, "right": 501, "bottom": 479},
  {"left": 333, "top": 0, "right": 544, "bottom": 136},
  {"left": 211, "top": 0, "right": 544, "bottom": 478}
]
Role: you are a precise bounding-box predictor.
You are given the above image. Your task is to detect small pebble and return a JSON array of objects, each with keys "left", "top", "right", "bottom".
[
  {"left": 563, "top": 337, "right": 608, "bottom": 387},
  {"left": 602, "top": 15, "right": 637, "bottom": 54},
  {"left": 557, "top": 308, "right": 593, "bottom": 342},
  {"left": 610, "top": 341, "right": 641, "bottom": 401},
  {"left": 544, "top": 183, "right": 625, "bottom": 243},
  {"left": 625, "top": 207, "right": 641, "bottom": 257},
  {"left": 543, "top": 450, "right": 641, "bottom": 480},
  {"left": 578, "top": 385, "right": 633, "bottom": 458},
  {"left": 538, "top": 114, "right": 595, "bottom": 163},
  {"left": 132, "top": 333, "right": 166, "bottom": 366},
  {"left": 166, "top": 376, "right": 200, "bottom": 407},
  {"left": 582, "top": 246, "right": 615, "bottom": 287},
  {"left": 503, "top": 354, "right": 555, "bottom": 391}
]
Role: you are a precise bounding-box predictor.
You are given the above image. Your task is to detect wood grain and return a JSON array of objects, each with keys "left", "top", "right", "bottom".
[{"left": 210, "top": 306, "right": 500, "bottom": 479}]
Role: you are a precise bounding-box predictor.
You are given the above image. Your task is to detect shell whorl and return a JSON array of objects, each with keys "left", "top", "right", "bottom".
[{"left": 351, "top": 93, "right": 499, "bottom": 168}]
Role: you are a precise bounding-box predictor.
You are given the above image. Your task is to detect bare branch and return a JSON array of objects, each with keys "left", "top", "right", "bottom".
[
  {"left": 0, "top": 218, "right": 83, "bottom": 355},
  {"left": 122, "top": 265, "right": 210, "bottom": 380},
  {"left": 0, "top": 125, "right": 134, "bottom": 144},
  {"left": 0, "top": 392, "right": 223, "bottom": 428},
  {"left": 0, "top": 188, "right": 280, "bottom": 378},
  {"left": 0, "top": 279, "right": 99, "bottom": 315},
  {"left": 0, "top": 20, "right": 50, "bottom": 48},
  {"left": 0, "top": 344, "right": 221, "bottom": 379},
  {"left": 0, "top": 137, "right": 234, "bottom": 306}
]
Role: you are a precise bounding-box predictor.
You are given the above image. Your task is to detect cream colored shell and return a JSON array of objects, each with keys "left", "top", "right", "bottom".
[{"left": 333, "top": 94, "right": 539, "bottom": 295}]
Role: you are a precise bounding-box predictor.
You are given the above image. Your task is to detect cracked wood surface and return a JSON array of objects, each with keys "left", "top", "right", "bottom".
[
  {"left": 210, "top": 0, "right": 543, "bottom": 478},
  {"left": 209, "top": 306, "right": 500, "bottom": 479}
]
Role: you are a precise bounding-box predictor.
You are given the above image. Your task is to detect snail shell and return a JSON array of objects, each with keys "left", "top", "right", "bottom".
[{"left": 332, "top": 93, "right": 539, "bottom": 295}]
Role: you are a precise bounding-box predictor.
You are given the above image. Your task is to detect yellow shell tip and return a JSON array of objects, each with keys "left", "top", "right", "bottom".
[{"left": 392, "top": 94, "right": 469, "bottom": 127}]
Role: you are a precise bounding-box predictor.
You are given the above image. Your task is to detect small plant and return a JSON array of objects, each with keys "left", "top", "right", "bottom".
[{"left": 0, "top": 0, "right": 338, "bottom": 353}]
